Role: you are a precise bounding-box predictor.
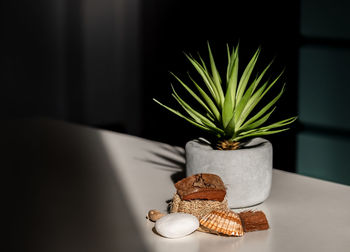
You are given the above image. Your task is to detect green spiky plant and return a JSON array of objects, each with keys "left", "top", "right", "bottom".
[{"left": 153, "top": 43, "right": 297, "bottom": 150}]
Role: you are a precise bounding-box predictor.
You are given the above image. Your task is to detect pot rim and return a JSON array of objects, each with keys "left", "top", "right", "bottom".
[{"left": 186, "top": 137, "right": 271, "bottom": 153}]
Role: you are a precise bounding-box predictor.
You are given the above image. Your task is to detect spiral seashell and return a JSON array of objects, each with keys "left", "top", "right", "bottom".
[{"left": 199, "top": 210, "right": 244, "bottom": 236}]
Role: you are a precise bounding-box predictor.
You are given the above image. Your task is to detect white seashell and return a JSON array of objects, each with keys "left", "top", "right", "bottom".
[
  {"left": 200, "top": 210, "right": 244, "bottom": 236},
  {"left": 155, "top": 213, "right": 199, "bottom": 238}
]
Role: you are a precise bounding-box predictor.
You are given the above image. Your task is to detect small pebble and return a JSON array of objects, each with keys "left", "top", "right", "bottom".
[
  {"left": 155, "top": 213, "right": 199, "bottom": 239},
  {"left": 148, "top": 209, "right": 165, "bottom": 222}
]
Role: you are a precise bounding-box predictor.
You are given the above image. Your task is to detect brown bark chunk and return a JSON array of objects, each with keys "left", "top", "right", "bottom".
[
  {"left": 175, "top": 173, "right": 226, "bottom": 201},
  {"left": 238, "top": 210, "right": 269, "bottom": 232}
]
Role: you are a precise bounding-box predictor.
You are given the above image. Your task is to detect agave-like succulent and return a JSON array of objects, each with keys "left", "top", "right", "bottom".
[{"left": 154, "top": 43, "right": 297, "bottom": 150}]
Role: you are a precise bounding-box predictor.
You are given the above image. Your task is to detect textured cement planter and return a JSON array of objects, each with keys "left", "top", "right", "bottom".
[{"left": 185, "top": 137, "right": 273, "bottom": 208}]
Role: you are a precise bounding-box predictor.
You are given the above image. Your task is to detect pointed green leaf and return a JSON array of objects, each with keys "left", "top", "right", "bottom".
[
  {"left": 234, "top": 81, "right": 267, "bottom": 128},
  {"left": 235, "top": 71, "right": 284, "bottom": 129},
  {"left": 258, "top": 116, "right": 297, "bottom": 131},
  {"left": 224, "top": 115, "right": 236, "bottom": 137},
  {"left": 197, "top": 52, "right": 208, "bottom": 72},
  {"left": 239, "top": 107, "right": 276, "bottom": 132},
  {"left": 188, "top": 74, "right": 221, "bottom": 122},
  {"left": 170, "top": 72, "right": 214, "bottom": 118},
  {"left": 226, "top": 43, "right": 239, "bottom": 87},
  {"left": 222, "top": 47, "right": 239, "bottom": 127},
  {"left": 207, "top": 42, "right": 224, "bottom": 105},
  {"left": 172, "top": 94, "right": 201, "bottom": 124},
  {"left": 171, "top": 85, "right": 215, "bottom": 127},
  {"left": 237, "top": 128, "right": 259, "bottom": 136},
  {"left": 236, "top": 48, "right": 260, "bottom": 105},
  {"left": 226, "top": 44, "right": 232, "bottom": 82},
  {"left": 171, "top": 86, "right": 225, "bottom": 136},
  {"left": 233, "top": 128, "right": 290, "bottom": 142},
  {"left": 249, "top": 59, "right": 273, "bottom": 96},
  {"left": 241, "top": 84, "right": 285, "bottom": 129},
  {"left": 184, "top": 53, "right": 220, "bottom": 105},
  {"left": 206, "top": 112, "right": 215, "bottom": 122},
  {"left": 226, "top": 44, "right": 238, "bottom": 83},
  {"left": 153, "top": 98, "right": 212, "bottom": 132},
  {"left": 261, "top": 70, "right": 285, "bottom": 97}
]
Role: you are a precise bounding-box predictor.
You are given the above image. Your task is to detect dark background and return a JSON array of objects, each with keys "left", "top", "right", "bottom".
[
  {"left": 2, "top": 0, "right": 350, "bottom": 182},
  {"left": 142, "top": 0, "right": 299, "bottom": 172}
]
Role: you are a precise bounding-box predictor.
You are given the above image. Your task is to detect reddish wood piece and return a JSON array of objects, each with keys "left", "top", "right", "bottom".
[{"left": 238, "top": 210, "right": 269, "bottom": 232}]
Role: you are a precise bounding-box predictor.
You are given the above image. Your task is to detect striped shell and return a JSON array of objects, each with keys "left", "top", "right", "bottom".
[{"left": 199, "top": 210, "right": 244, "bottom": 236}]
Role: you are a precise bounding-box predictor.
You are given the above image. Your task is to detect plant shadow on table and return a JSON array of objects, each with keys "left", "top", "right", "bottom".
[
  {"left": 139, "top": 143, "right": 187, "bottom": 184},
  {"left": 5, "top": 119, "right": 149, "bottom": 252}
]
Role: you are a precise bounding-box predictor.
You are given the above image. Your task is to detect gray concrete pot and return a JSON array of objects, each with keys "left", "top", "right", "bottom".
[{"left": 185, "top": 138, "right": 273, "bottom": 208}]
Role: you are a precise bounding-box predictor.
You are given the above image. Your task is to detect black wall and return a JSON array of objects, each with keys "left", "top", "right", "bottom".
[{"left": 2, "top": 0, "right": 299, "bottom": 172}]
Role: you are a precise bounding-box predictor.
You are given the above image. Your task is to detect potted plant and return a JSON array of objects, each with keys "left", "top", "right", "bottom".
[{"left": 154, "top": 43, "right": 297, "bottom": 208}]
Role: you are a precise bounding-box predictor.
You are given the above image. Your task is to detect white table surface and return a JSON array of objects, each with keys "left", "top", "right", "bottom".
[{"left": 6, "top": 119, "right": 350, "bottom": 252}]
